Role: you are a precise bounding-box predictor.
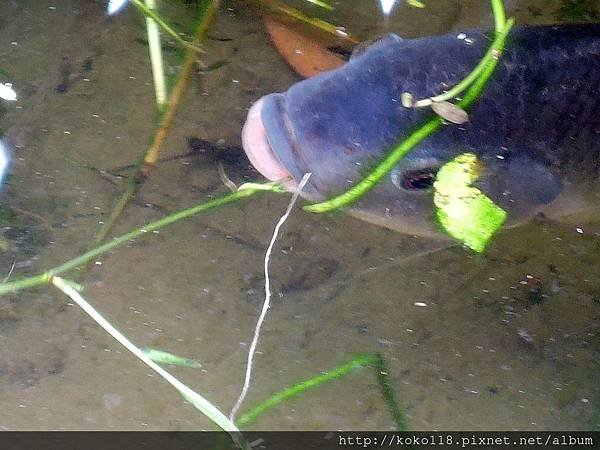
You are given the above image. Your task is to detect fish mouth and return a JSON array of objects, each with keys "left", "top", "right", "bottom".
[{"left": 241, "top": 96, "right": 297, "bottom": 189}]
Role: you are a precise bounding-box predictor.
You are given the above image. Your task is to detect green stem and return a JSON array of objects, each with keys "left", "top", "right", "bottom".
[
  {"left": 0, "top": 187, "right": 271, "bottom": 295},
  {"left": 236, "top": 353, "right": 408, "bottom": 431},
  {"left": 52, "top": 277, "right": 248, "bottom": 449},
  {"left": 457, "top": 21, "right": 515, "bottom": 107},
  {"left": 372, "top": 353, "right": 409, "bottom": 431},
  {"left": 236, "top": 354, "right": 377, "bottom": 428},
  {"left": 144, "top": 0, "right": 167, "bottom": 109},
  {"left": 414, "top": 20, "right": 509, "bottom": 106},
  {"left": 492, "top": 0, "right": 507, "bottom": 33},
  {"left": 130, "top": 0, "right": 203, "bottom": 53},
  {"left": 304, "top": 6, "right": 513, "bottom": 214},
  {"left": 416, "top": 0, "right": 510, "bottom": 108}
]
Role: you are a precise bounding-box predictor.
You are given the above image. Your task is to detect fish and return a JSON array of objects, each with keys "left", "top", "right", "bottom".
[{"left": 241, "top": 24, "right": 600, "bottom": 238}]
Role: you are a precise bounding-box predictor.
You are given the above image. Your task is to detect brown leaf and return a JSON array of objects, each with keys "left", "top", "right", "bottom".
[{"left": 262, "top": 15, "right": 346, "bottom": 78}]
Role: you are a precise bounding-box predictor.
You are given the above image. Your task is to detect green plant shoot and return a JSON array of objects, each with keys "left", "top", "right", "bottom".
[{"left": 433, "top": 153, "right": 506, "bottom": 252}]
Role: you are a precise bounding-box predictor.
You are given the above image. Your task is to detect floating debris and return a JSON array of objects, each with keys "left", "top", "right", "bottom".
[{"left": 0, "top": 82, "right": 17, "bottom": 101}]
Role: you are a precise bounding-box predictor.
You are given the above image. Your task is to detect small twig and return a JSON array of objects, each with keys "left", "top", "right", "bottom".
[
  {"left": 138, "top": 0, "right": 221, "bottom": 177},
  {"left": 218, "top": 162, "right": 238, "bottom": 192},
  {"left": 229, "top": 173, "right": 312, "bottom": 422},
  {"left": 89, "top": 0, "right": 221, "bottom": 249},
  {"left": 3, "top": 260, "right": 15, "bottom": 283},
  {"left": 107, "top": 153, "right": 190, "bottom": 174}
]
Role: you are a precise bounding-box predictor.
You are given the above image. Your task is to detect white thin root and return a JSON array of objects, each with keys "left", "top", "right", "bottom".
[{"left": 229, "top": 172, "right": 312, "bottom": 422}]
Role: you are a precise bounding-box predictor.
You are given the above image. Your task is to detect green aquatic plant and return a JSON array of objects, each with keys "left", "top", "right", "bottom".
[
  {"left": 89, "top": 0, "right": 221, "bottom": 255},
  {"left": 51, "top": 276, "right": 249, "bottom": 450},
  {"left": 371, "top": 353, "right": 408, "bottom": 431},
  {"left": 236, "top": 354, "right": 376, "bottom": 427},
  {"left": 0, "top": 179, "right": 410, "bottom": 439},
  {"left": 109, "top": 0, "right": 203, "bottom": 53},
  {"left": 0, "top": 184, "right": 276, "bottom": 295},
  {"left": 236, "top": 353, "right": 407, "bottom": 430}
]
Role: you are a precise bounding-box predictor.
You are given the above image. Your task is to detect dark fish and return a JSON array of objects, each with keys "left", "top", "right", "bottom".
[{"left": 242, "top": 24, "right": 600, "bottom": 238}]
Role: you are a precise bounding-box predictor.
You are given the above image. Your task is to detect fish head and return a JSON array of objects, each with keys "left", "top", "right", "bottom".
[
  {"left": 243, "top": 91, "right": 564, "bottom": 238},
  {"left": 242, "top": 26, "right": 599, "bottom": 238}
]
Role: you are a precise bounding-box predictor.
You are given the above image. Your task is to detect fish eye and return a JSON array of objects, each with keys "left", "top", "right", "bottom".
[{"left": 392, "top": 168, "right": 438, "bottom": 192}]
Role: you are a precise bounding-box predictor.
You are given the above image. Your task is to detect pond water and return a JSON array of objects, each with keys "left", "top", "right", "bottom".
[{"left": 0, "top": 0, "right": 597, "bottom": 431}]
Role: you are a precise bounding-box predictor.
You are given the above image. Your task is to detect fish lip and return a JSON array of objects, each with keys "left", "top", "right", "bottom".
[
  {"left": 243, "top": 94, "right": 324, "bottom": 199},
  {"left": 242, "top": 97, "right": 295, "bottom": 186}
]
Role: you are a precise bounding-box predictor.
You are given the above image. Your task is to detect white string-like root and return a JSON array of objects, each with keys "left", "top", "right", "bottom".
[{"left": 229, "top": 173, "right": 312, "bottom": 422}]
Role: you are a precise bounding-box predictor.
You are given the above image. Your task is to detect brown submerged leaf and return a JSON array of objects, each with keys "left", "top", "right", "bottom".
[{"left": 262, "top": 15, "right": 347, "bottom": 78}]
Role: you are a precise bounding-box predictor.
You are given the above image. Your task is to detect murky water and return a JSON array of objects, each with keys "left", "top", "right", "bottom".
[{"left": 0, "top": 0, "right": 597, "bottom": 431}]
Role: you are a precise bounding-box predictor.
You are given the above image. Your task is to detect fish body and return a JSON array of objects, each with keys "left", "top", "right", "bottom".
[{"left": 242, "top": 24, "right": 600, "bottom": 237}]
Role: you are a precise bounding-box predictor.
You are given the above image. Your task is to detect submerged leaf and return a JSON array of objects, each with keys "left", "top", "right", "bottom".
[
  {"left": 262, "top": 15, "right": 346, "bottom": 78},
  {"left": 431, "top": 101, "right": 469, "bottom": 124}
]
